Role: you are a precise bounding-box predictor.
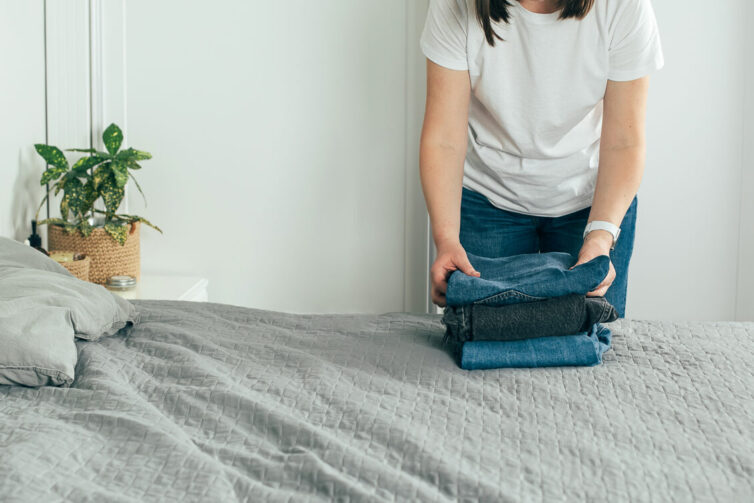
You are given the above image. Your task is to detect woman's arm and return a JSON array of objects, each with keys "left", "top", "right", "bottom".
[
  {"left": 576, "top": 76, "right": 650, "bottom": 296},
  {"left": 420, "top": 59, "right": 480, "bottom": 306},
  {"left": 420, "top": 59, "right": 471, "bottom": 246}
]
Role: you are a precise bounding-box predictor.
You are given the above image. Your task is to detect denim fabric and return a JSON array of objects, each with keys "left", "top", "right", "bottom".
[
  {"left": 442, "top": 294, "right": 618, "bottom": 343},
  {"left": 459, "top": 323, "right": 612, "bottom": 370},
  {"left": 459, "top": 186, "right": 637, "bottom": 317},
  {"left": 445, "top": 252, "right": 610, "bottom": 307}
]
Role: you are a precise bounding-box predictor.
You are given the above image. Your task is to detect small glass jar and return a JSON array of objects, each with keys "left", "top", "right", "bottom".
[{"left": 105, "top": 275, "right": 137, "bottom": 299}]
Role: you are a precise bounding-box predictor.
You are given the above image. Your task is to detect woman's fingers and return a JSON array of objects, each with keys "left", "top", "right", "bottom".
[
  {"left": 586, "top": 275, "right": 611, "bottom": 296},
  {"left": 429, "top": 263, "right": 449, "bottom": 307},
  {"left": 586, "top": 286, "right": 609, "bottom": 297},
  {"left": 430, "top": 264, "right": 450, "bottom": 293},
  {"left": 430, "top": 266, "right": 446, "bottom": 287},
  {"left": 429, "top": 243, "right": 480, "bottom": 307},
  {"left": 431, "top": 287, "right": 446, "bottom": 307},
  {"left": 454, "top": 253, "right": 480, "bottom": 277}
]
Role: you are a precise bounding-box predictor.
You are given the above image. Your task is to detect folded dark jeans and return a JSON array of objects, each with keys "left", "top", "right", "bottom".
[{"left": 441, "top": 294, "right": 618, "bottom": 344}]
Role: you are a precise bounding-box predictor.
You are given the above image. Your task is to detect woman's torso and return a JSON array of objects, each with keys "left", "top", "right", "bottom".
[{"left": 429, "top": 0, "right": 662, "bottom": 216}]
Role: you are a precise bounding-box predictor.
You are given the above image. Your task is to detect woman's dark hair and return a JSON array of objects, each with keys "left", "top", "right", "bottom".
[{"left": 476, "top": 0, "right": 595, "bottom": 46}]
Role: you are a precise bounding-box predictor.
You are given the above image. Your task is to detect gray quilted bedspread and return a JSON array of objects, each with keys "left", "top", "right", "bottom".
[{"left": 1, "top": 300, "right": 753, "bottom": 502}]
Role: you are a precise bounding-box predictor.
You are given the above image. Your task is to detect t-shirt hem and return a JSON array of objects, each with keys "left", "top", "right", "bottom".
[
  {"left": 463, "top": 183, "right": 595, "bottom": 218},
  {"left": 420, "top": 40, "right": 469, "bottom": 71},
  {"left": 491, "top": 198, "right": 594, "bottom": 218}
]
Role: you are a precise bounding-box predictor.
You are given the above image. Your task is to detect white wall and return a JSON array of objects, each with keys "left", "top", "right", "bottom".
[
  {"left": 627, "top": 0, "right": 747, "bottom": 321},
  {"left": 125, "top": 0, "right": 417, "bottom": 313},
  {"left": 0, "top": 0, "right": 46, "bottom": 241},
  {"left": 737, "top": 0, "right": 754, "bottom": 321}
]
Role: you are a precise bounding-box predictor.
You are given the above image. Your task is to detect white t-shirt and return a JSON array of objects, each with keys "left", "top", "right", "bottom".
[{"left": 420, "top": 0, "right": 664, "bottom": 217}]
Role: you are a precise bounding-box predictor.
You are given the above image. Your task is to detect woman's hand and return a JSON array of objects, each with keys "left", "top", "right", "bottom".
[
  {"left": 430, "top": 239, "right": 480, "bottom": 307},
  {"left": 574, "top": 230, "right": 616, "bottom": 297}
]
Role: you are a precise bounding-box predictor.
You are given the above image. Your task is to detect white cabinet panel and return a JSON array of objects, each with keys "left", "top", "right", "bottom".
[{"left": 0, "top": 0, "right": 47, "bottom": 241}]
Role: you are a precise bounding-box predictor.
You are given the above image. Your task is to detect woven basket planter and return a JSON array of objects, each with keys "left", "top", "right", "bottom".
[
  {"left": 48, "top": 222, "right": 140, "bottom": 285},
  {"left": 50, "top": 252, "right": 91, "bottom": 282}
]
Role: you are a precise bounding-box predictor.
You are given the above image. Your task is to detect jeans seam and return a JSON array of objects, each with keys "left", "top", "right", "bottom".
[
  {"left": 467, "top": 305, "right": 472, "bottom": 341},
  {"left": 475, "top": 290, "right": 547, "bottom": 306}
]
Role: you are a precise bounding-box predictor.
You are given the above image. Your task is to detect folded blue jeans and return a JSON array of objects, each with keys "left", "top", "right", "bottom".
[
  {"left": 460, "top": 323, "right": 612, "bottom": 370},
  {"left": 459, "top": 186, "right": 637, "bottom": 317},
  {"left": 446, "top": 252, "right": 610, "bottom": 307}
]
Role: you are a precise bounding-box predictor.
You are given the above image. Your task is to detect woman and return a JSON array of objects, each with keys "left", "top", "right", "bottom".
[{"left": 419, "top": 0, "right": 663, "bottom": 316}]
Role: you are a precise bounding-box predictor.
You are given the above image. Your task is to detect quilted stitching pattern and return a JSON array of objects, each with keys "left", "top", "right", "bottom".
[{"left": 1, "top": 300, "right": 752, "bottom": 502}]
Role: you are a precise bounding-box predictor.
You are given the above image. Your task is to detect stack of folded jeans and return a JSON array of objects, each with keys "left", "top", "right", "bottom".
[{"left": 441, "top": 252, "right": 619, "bottom": 370}]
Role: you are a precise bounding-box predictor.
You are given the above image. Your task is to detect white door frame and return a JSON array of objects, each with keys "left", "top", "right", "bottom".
[{"left": 44, "top": 0, "right": 127, "bottom": 219}]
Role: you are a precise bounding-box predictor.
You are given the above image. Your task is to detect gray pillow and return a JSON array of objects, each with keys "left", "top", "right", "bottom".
[
  {"left": 0, "top": 268, "right": 139, "bottom": 340},
  {"left": 0, "top": 304, "right": 77, "bottom": 386},
  {"left": 0, "top": 237, "right": 71, "bottom": 274},
  {"left": 0, "top": 237, "right": 139, "bottom": 387},
  {"left": 0, "top": 237, "right": 138, "bottom": 340}
]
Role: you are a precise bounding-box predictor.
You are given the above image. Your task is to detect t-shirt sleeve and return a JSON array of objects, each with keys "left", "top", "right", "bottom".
[
  {"left": 607, "top": 0, "right": 664, "bottom": 81},
  {"left": 420, "top": 0, "right": 469, "bottom": 71}
]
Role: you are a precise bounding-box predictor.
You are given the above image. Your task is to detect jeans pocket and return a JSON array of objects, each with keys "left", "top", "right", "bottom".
[{"left": 473, "top": 289, "right": 546, "bottom": 306}]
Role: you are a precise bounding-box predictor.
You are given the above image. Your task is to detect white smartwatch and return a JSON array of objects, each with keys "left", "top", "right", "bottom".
[{"left": 583, "top": 220, "right": 621, "bottom": 250}]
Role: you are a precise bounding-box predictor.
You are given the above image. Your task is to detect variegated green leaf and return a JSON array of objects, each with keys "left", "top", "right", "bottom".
[
  {"left": 34, "top": 144, "right": 69, "bottom": 171},
  {"left": 127, "top": 161, "right": 142, "bottom": 170},
  {"left": 117, "top": 214, "right": 163, "bottom": 233},
  {"left": 71, "top": 155, "right": 106, "bottom": 176},
  {"left": 36, "top": 218, "right": 68, "bottom": 227},
  {"left": 60, "top": 177, "right": 92, "bottom": 219},
  {"left": 104, "top": 222, "right": 128, "bottom": 245},
  {"left": 78, "top": 219, "right": 93, "bottom": 237},
  {"left": 63, "top": 223, "right": 78, "bottom": 235},
  {"left": 137, "top": 217, "right": 163, "bottom": 233},
  {"left": 59, "top": 193, "right": 69, "bottom": 220},
  {"left": 41, "top": 166, "right": 67, "bottom": 185},
  {"left": 112, "top": 160, "right": 129, "bottom": 188},
  {"left": 102, "top": 123, "right": 123, "bottom": 155},
  {"left": 116, "top": 148, "right": 152, "bottom": 162},
  {"left": 93, "top": 163, "right": 112, "bottom": 190},
  {"left": 82, "top": 179, "right": 97, "bottom": 210},
  {"left": 100, "top": 175, "right": 125, "bottom": 214}
]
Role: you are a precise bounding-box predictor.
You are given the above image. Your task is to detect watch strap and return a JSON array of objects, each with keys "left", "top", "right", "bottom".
[{"left": 583, "top": 220, "right": 621, "bottom": 249}]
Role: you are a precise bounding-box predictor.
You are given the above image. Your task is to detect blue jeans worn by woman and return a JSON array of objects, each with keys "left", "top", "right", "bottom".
[{"left": 458, "top": 186, "right": 637, "bottom": 318}]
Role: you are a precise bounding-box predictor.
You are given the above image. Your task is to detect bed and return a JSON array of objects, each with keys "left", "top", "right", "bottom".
[{"left": 1, "top": 299, "right": 752, "bottom": 502}]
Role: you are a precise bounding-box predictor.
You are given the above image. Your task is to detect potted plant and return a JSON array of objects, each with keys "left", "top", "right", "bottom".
[{"left": 34, "top": 123, "right": 162, "bottom": 284}]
